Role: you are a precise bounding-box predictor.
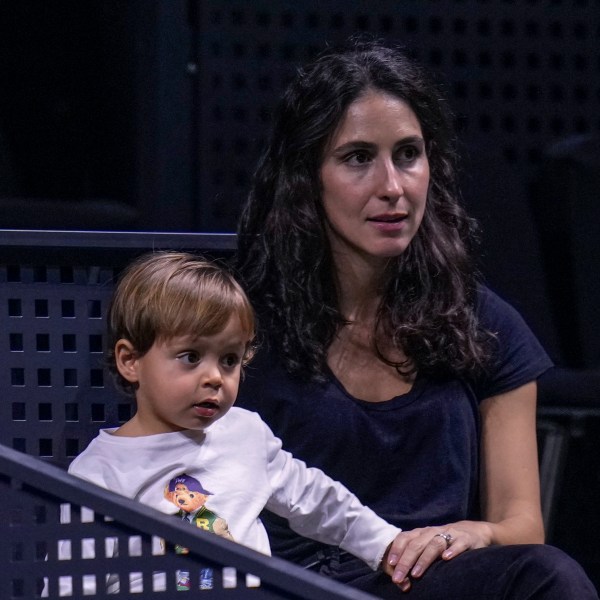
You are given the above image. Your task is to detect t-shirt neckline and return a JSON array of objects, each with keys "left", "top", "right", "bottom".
[{"left": 325, "top": 366, "right": 426, "bottom": 411}]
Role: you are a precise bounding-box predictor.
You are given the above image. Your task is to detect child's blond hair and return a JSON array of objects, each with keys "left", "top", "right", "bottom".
[{"left": 107, "top": 251, "right": 256, "bottom": 396}]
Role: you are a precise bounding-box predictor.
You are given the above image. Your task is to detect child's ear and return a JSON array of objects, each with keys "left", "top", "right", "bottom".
[{"left": 115, "top": 339, "right": 140, "bottom": 383}]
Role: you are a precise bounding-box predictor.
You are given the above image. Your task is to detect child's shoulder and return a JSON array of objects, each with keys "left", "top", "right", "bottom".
[
  {"left": 68, "top": 429, "right": 116, "bottom": 469},
  {"left": 212, "top": 407, "right": 279, "bottom": 451},
  {"left": 221, "top": 406, "right": 264, "bottom": 427},
  {"left": 213, "top": 407, "right": 274, "bottom": 440}
]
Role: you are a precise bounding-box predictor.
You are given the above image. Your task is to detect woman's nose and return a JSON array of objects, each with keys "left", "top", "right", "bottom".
[{"left": 376, "top": 158, "right": 403, "bottom": 201}]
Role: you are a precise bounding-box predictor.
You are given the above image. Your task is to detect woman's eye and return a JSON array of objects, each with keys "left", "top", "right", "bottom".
[
  {"left": 222, "top": 354, "right": 241, "bottom": 368},
  {"left": 397, "top": 145, "right": 421, "bottom": 162},
  {"left": 344, "top": 150, "right": 372, "bottom": 165},
  {"left": 178, "top": 352, "right": 200, "bottom": 365}
]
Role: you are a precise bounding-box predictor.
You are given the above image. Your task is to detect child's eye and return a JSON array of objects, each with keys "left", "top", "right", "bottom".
[{"left": 177, "top": 351, "right": 201, "bottom": 365}]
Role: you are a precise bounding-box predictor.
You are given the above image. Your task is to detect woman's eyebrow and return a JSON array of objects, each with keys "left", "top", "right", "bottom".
[
  {"left": 330, "top": 136, "right": 426, "bottom": 156},
  {"left": 396, "top": 135, "right": 426, "bottom": 145},
  {"left": 330, "top": 140, "right": 376, "bottom": 154}
]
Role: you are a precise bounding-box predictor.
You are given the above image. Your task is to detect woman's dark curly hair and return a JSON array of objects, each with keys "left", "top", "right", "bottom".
[{"left": 236, "top": 40, "right": 491, "bottom": 382}]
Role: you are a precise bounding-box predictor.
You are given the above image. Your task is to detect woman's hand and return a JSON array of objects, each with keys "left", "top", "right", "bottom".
[{"left": 383, "top": 520, "right": 492, "bottom": 591}]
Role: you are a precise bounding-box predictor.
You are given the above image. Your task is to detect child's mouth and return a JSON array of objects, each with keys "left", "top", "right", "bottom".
[{"left": 193, "top": 401, "right": 218, "bottom": 418}]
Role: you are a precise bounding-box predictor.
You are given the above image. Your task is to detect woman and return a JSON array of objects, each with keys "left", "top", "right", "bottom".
[{"left": 235, "top": 41, "right": 597, "bottom": 598}]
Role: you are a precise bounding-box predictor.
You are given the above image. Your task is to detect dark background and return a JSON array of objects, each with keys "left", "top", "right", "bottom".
[{"left": 0, "top": 0, "right": 599, "bottom": 589}]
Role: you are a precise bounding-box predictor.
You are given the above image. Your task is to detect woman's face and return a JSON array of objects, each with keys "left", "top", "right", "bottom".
[{"left": 320, "top": 90, "right": 430, "bottom": 269}]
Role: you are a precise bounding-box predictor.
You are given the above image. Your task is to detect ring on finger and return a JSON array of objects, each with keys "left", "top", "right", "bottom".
[{"left": 433, "top": 532, "right": 453, "bottom": 548}]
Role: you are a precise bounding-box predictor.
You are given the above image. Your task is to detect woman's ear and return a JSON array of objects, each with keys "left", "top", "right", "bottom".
[{"left": 115, "top": 339, "right": 140, "bottom": 383}]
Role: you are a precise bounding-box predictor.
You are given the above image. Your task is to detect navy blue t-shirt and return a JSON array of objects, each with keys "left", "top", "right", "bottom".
[{"left": 236, "top": 286, "right": 552, "bottom": 564}]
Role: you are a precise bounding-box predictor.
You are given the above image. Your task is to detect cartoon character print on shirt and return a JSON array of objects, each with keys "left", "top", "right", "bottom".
[
  {"left": 165, "top": 473, "right": 234, "bottom": 545},
  {"left": 164, "top": 473, "right": 234, "bottom": 591}
]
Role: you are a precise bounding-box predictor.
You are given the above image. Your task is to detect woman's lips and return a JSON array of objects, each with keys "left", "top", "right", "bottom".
[{"left": 367, "top": 214, "right": 408, "bottom": 232}]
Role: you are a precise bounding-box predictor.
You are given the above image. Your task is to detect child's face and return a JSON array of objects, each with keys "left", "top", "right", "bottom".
[{"left": 120, "top": 315, "right": 248, "bottom": 434}]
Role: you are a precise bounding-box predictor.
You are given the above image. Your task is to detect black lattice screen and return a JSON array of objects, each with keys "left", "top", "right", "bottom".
[
  {"left": 192, "top": 0, "right": 600, "bottom": 232},
  {"left": 0, "top": 263, "right": 121, "bottom": 468},
  {"left": 0, "top": 232, "right": 236, "bottom": 469}
]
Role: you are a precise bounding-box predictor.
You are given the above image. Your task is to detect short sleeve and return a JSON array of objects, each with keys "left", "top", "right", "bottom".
[{"left": 472, "top": 286, "right": 553, "bottom": 400}]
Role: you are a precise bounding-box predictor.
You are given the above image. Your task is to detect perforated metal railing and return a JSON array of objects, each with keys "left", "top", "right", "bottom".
[{"left": 0, "top": 443, "right": 376, "bottom": 599}]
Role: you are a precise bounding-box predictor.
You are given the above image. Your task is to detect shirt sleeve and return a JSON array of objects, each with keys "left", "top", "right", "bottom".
[
  {"left": 258, "top": 416, "right": 400, "bottom": 570},
  {"left": 472, "top": 286, "right": 554, "bottom": 400}
]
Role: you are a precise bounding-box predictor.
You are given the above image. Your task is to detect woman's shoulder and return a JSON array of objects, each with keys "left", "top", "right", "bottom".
[
  {"left": 475, "top": 284, "right": 520, "bottom": 321},
  {"left": 474, "top": 284, "right": 541, "bottom": 339},
  {"left": 472, "top": 284, "right": 553, "bottom": 398}
]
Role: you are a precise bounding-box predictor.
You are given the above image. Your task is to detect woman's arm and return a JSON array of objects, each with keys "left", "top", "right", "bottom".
[
  {"left": 385, "top": 381, "right": 544, "bottom": 589},
  {"left": 470, "top": 287, "right": 549, "bottom": 545},
  {"left": 479, "top": 380, "right": 544, "bottom": 543}
]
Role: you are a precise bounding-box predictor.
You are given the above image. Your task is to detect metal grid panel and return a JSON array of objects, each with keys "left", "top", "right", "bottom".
[
  {"left": 192, "top": 0, "right": 600, "bottom": 231},
  {"left": 0, "top": 231, "right": 236, "bottom": 469},
  {"left": 0, "top": 263, "right": 124, "bottom": 468}
]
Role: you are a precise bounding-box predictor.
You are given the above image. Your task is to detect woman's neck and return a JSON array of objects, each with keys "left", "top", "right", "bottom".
[
  {"left": 327, "top": 250, "right": 416, "bottom": 402},
  {"left": 332, "top": 251, "right": 387, "bottom": 322}
]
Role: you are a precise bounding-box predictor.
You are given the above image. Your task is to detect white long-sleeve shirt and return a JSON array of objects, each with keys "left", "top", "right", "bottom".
[{"left": 63, "top": 407, "right": 399, "bottom": 590}]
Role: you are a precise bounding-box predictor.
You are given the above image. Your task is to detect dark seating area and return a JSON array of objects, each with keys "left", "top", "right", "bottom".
[{"left": 1, "top": 229, "right": 598, "bottom": 595}]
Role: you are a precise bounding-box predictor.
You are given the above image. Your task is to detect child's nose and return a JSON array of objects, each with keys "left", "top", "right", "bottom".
[{"left": 202, "top": 362, "right": 223, "bottom": 389}]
